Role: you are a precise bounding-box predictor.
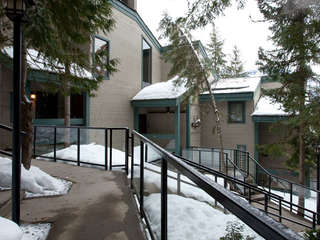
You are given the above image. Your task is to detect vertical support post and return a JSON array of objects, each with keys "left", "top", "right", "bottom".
[
  {"left": 290, "top": 183, "right": 293, "bottom": 213},
  {"left": 33, "top": 126, "right": 37, "bottom": 158},
  {"left": 145, "top": 144, "right": 148, "bottom": 163},
  {"left": 161, "top": 157, "right": 168, "bottom": 240},
  {"left": 105, "top": 129, "right": 108, "bottom": 170},
  {"left": 54, "top": 127, "right": 57, "bottom": 162},
  {"left": 77, "top": 127, "right": 80, "bottom": 166},
  {"left": 177, "top": 173, "right": 181, "bottom": 195},
  {"left": 199, "top": 150, "right": 201, "bottom": 166},
  {"left": 317, "top": 151, "right": 320, "bottom": 224},
  {"left": 174, "top": 104, "right": 181, "bottom": 155},
  {"left": 268, "top": 176, "right": 272, "bottom": 193},
  {"left": 186, "top": 98, "right": 190, "bottom": 149},
  {"left": 130, "top": 133, "right": 134, "bottom": 189},
  {"left": 279, "top": 199, "right": 282, "bottom": 223},
  {"left": 247, "top": 152, "right": 249, "bottom": 176},
  {"left": 139, "top": 140, "right": 144, "bottom": 214},
  {"left": 125, "top": 128, "right": 129, "bottom": 175},
  {"left": 254, "top": 122, "right": 259, "bottom": 184},
  {"left": 109, "top": 129, "right": 113, "bottom": 170},
  {"left": 264, "top": 194, "right": 268, "bottom": 214},
  {"left": 248, "top": 188, "right": 251, "bottom": 204},
  {"left": 134, "top": 107, "right": 139, "bottom": 131},
  {"left": 12, "top": 18, "right": 22, "bottom": 225}
]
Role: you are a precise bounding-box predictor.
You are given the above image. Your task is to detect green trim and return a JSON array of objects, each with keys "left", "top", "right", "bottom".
[
  {"left": 200, "top": 92, "right": 253, "bottom": 102},
  {"left": 110, "top": 0, "right": 162, "bottom": 52},
  {"left": 186, "top": 99, "right": 190, "bottom": 148},
  {"left": 133, "top": 107, "right": 139, "bottom": 131},
  {"left": 144, "top": 134, "right": 175, "bottom": 140},
  {"left": 175, "top": 104, "right": 181, "bottom": 154},
  {"left": 33, "top": 118, "right": 85, "bottom": 125},
  {"left": 93, "top": 35, "right": 110, "bottom": 80},
  {"left": 254, "top": 122, "right": 259, "bottom": 162},
  {"left": 131, "top": 99, "right": 178, "bottom": 107},
  {"left": 252, "top": 115, "right": 287, "bottom": 123},
  {"left": 228, "top": 101, "right": 246, "bottom": 124},
  {"left": 27, "top": 70, "right": 59, "bottom": 83}
]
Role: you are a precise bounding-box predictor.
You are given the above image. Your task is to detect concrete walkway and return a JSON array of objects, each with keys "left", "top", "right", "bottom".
[{"left": 10, "top": 160, "right": 145, "bottom": 240}]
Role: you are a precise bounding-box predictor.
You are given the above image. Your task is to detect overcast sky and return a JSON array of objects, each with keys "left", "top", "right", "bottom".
[{"left": 137, "top": 0, "right": 273, "bottom": 72}]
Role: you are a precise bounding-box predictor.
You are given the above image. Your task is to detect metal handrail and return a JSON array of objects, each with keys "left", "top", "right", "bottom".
[{"left": 132, "top": 130, "right": 303, "bottom": 240}]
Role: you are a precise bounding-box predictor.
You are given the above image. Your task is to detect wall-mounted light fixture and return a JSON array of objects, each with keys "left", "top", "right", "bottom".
[
  {"left": 30, "top": 93, "right": 36, "bottom": 100},
  {"left": 191, "top": 117, "right": 201, "bottom": 128}
]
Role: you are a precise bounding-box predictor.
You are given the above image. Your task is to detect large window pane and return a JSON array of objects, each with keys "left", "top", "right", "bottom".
[
  {"left": 228, "top": 101, "right": 245, "bottom": 123},
  {"left": 142, "top": 39, "right": 152, "bottom": 85}
]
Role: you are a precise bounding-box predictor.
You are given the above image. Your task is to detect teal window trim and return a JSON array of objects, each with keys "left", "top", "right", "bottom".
[
  {"left": 200, "top": 92, "right": 253, "bottom": 102},
  {"left": 141, "top": 36, "right": 152, "bottom": 88},
  {"left": 252, "top": 115, "right": 287, "bottom": 123},
  {"left": 93, "top": 34, "right": 110, "bottom": 80},
  {"left": 33, "top": 118, "right": 85, "bottom": 126},
  {"left": 228, "top": 101, "right": 246, "bottom": 124}
]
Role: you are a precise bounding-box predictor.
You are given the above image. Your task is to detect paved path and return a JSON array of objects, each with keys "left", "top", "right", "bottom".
[{"left": 16, "top": 160, "right": 145, "bottom": 240}]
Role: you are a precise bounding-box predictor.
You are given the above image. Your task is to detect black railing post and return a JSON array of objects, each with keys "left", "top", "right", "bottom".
[
  {"left": 139, "top": 140, "right": 144, "bottom": 214},
  {"left": 199, "top": 150, "right": 201, "bottom": 166},
  {"left": 268, "top": 176, "right": 272, "bottom": 193},
  {"left": 105, "top": 129, "right": 108, "bottom": 171},
  {"left": 161, "top": 157, "right": 168, "bottom": 240},
  {"left": 145, "top": 144, "right": 148, "bottom": 163},
  {"left": 248, "top": 188, "right": 252, "bottom": 204},
  {"left": 130, "top": 133, "right": 134, "bottom": 189},
  {"left": 264, "top": 194, "right": 268, "bottom": 213},
  {"left": 226, "top": 156, "right": 228, "bottom": 176},
  {"left": 109, "top": 129, "right": 113, "bottom": 170},
  {"left": 279, "top": 199, "right": 282, "bottom": 223},
  {"left": 33, "top": 126, "right": 37, "bottom": 158},
  {"left": 290, "top": 183, "right": 293, "bottom": 213},
  {"left": 125, "top": 128, "right": 129, "bottom": 175},
  {"left": 77, "top": 127, "right": 80, "bottom": 166},
  {"left": 247, "top": 152, "right": 250, "bottom": 176},
  {"left": 54, "top": 127, "right": 57, "bottom": 162},
  {"left": 313, "top": 213, "right": 316, "bottom": 230}
]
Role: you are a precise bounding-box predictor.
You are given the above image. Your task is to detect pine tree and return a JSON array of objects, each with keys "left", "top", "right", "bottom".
[
  {"left": 206, "top": 25, "right": 227, "bottom": 78},
  {"left": 159, "top": 14, "right": 227, "bottom": 173},
  {"left": 226, "top": 45, "right": 247, "bottom": 78},
  {"left": 0, "top": 0, "right": 118, "bottom": 168},
  {"left": 257, "top": 0, "right": 320, "bottom": 215}
]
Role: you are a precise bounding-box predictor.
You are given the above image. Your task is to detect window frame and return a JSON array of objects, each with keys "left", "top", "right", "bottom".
[
  {"left": 141, "top": 37, "right": 152, "bottom": 88},
  {"left": 228, "top": 101, "right": 246, "bottom": 123},
  {"left": 92, "top": 35, "right": 110, "bottom": 80}
]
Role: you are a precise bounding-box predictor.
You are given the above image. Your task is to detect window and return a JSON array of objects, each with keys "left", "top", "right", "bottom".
[
  {"left": 228, "top": 101, "right": 245, "bottom": 123},
  {"left": 142, "top": 38, "right": 152, "bottom": 87},
  {"left": 93, "top": 35, "right": 110, "bottom": 79}
]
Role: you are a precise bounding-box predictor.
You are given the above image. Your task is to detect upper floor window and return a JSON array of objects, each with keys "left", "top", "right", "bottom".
[
  {"left": 142, "top": 38, "right": 152, "bottom": 87},
  {"left": 93, "top": 35, "right": 110, "bottom": 80},
  {"left": 228, "top": 101, "right": 245, "bottom": 123}
]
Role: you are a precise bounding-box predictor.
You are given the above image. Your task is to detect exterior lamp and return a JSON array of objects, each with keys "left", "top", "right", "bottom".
[
  {"left": 30, "top": 93, "right": 36, "bottom": 100},
  {"left": 4, "top": 0, "right": 34, "bottom": 225},
  {"left": 4, "top": 0, "right": 26, "bottom": 20}
]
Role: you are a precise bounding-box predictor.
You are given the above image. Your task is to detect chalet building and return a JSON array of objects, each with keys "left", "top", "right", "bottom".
[{"left": 0, "top": 0, "right": 297, "bottom": 182}]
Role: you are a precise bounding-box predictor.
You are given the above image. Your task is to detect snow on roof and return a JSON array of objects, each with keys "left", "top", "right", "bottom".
[
  {"left": 203, "top": 76, "right": 261, "bottom": 95},
  {"left": 2, "top": 47, "right": 93, "bottom": 79},
  {"left": 251, "top": 96, "right": 288, "bottom": 116},
  {"left": 132, "top": 76, "right": 188, "bottom": 101}
]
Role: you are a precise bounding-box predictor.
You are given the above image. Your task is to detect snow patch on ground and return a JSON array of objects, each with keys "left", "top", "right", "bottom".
[
  {"left": 0, "top": 217, "right": 23, "bottom": 240},
  {"left": 20, "top": 223, "right": 51, "bottom": 240},
  {"left": 144, "top": 194, "right": 263, "bottom": 240},
  {"left": 0, "top": 157, "right": 71, "bottom": 197}
]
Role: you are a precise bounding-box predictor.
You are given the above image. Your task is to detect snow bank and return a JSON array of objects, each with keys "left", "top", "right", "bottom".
[
  {"left": 21, "top": 223, "right": 51, "bottom": 240},
  {"left": 0, "top": 217, "right": 23, "bottom": 240},
  {"left": 252, "top": 96, "right": 288, "bottom": 116},
  {"left": 0, "top": 157, "right": 71, "bottom": 197},
  {"left": 132, "top": 76, "right": 187, "bottom": 100},
  {"left": 144, "top": 194, "right": 263, "bottom": 240}
]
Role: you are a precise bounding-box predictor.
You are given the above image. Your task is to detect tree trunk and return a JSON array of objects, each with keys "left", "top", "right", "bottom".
[
  {"left": 21, "top": 43, "right": 33, "bottom": 170},
  {"left": 204, "top": 78, "right": 226, "bottom": 174},
  {"left": 64, "top": 65, "right": 71, "bottom": 147}
]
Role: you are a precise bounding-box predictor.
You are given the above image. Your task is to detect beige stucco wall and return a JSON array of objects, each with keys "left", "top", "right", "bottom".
[
  {"left": 89, "top": 7, "right": 165, "bottom": 148},
  {"left": 0, "top": 64, "right": 13, "bottom": 150},
  {"left": 147, "top": 112, "right": 186, "bottom": 149},
  {"left": 200, "top": 100, "right": 255, "bottom": 157}
]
